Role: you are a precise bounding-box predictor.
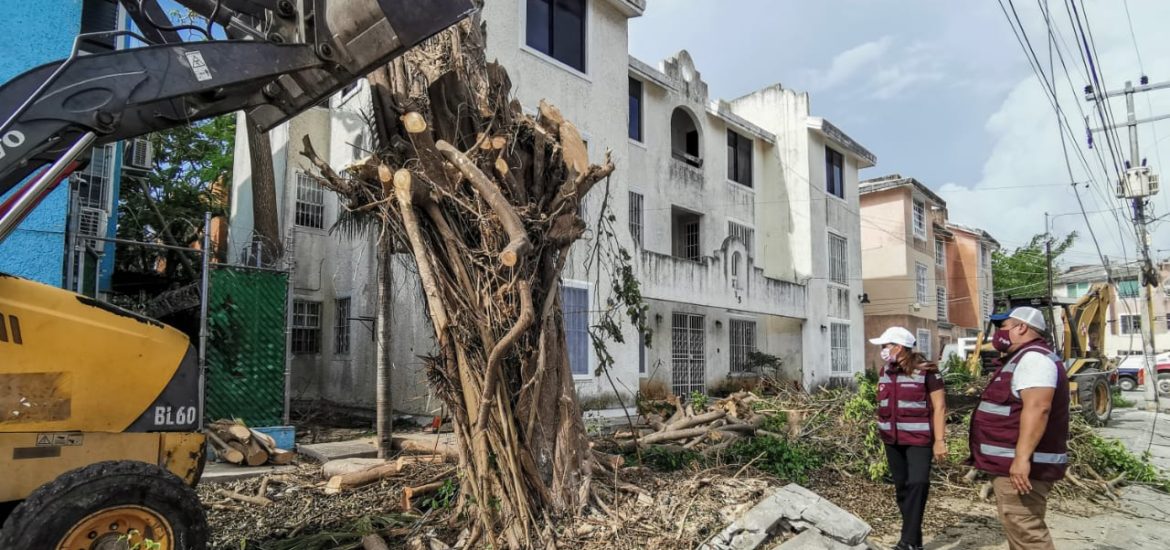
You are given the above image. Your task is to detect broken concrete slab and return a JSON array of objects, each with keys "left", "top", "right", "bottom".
[
  {"left": 772, "top": 484, "right": 871, "bottom": 545},
  {"left": 777, "top": 528, "right": 868, "bottom": 550},
  {"left": 297, "top": 437, "right": 379, "bottom": 463},
  {"left": 699, "top": 484, "right": 871, "bottom": 550},
  {"left": 201, "top": 462, "right": 297, "bottom": 484}
]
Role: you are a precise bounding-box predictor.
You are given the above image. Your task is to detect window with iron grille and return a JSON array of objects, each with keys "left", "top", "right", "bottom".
[
  {"left": 828, "top": 233, "right": 848, "bottom": 285},
  {"left": 629, "top": 192, "right": 644, "bottom": 247},
  {"left": 726, "top": 130, "right": 753, "bottom": 187},
  {"left": 684, "top": 221, "right": 700, "bottom": 261},
  {"left": 728, "top": 221, "right": 755, "bottom": 256},
  {"left": 937, "top": 287, "right": 948, "bottom": 321},
  {"left": 334, "top": 298, "right": 351, "bottom": 355},
  {"left": 295, "top": 172, "right": 326, "bottom": 229},
  {"left": 825, "top": 146, "right": 844, "bottom": 198},
  {"left": 912, "top": 199, "right": 926, "bottom": 240},
  {"left": 671, "top": 313, "right": 705, "bottom": 396},
  {"left": 916, "top": 262, "right": 928, "bottom": 304},
  {"left": 982, "top": 288, "right": 993, "bottom": 319},
  {"left": 917, "top": 329, "right": 933, "bottom": 359},
  {"left": 729, "top": 319, "right": 757, "bottom": 374},
  {"left": 562, "top": 285, "right": 590, "bottom": 376},
  {"left": 830, "top": 323, "right": 850, "bottom": 372},
  {"left": 935, "top": 238, "right": 945, "bottom": 267},
  {"left": 292, "top": 300, "right": 322, "bottom": 354},
  {"left": 1121, "top": 315, "right": 1142, "bottom": 334},
  {"left": 78, "top": 144, "right": 114, "bottom": 211},
  {"left": 525, "top": 0, "right": 587, "bottom": 72}
]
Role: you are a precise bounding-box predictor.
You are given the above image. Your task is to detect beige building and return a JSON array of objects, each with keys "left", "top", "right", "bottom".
[
  {"left": 1054, "top": 261, "right": 1170, "bottom": 357},
  {"left": 859, "top": 175, "right": 998, "bottom": 369}
]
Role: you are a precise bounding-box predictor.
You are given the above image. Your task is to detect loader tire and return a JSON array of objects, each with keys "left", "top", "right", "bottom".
[
  {"left": 1078, "top": 368, "right": 1112, "bottom": 426},
  {"left": 0, "top": 460, "right": 208, "bottom": 550}
]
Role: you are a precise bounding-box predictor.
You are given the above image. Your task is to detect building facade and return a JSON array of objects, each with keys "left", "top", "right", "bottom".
[
  {"left": 859, "top": 175, "right": 998, "bottom": 369},
  {"left": 1053, "top": 262, "right": 1170, "bottom": 357},
  {"left": 0, "top": 0, "right": 132, "bottom": 297},
  {"left": 229, "top": 0, "right": 875, "bottom": 416}
]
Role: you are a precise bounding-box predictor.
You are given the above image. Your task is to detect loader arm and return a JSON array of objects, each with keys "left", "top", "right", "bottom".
[{"left": 0, "top": 0, "right": 473, "bottom": 242}]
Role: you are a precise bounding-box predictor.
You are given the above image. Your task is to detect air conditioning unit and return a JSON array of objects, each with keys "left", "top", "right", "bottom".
[
  {"left": 125, "top": 138, "right": 153, "bottom": 171},
  {"left": 76, "top": 207, "right": 108, "bottom": 250}
]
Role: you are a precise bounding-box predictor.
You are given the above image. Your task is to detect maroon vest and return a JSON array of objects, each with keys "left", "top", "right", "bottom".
[
  {"left": 969, "top": 340, "right": 1070, "bottom": 481},
  {"left": 876, "top": 365, "right": 934, "bottom": 447}
]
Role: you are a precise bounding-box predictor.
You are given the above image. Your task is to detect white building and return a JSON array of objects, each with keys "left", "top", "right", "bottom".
[{"left": 228, "top": 0, "right": 875, "bottom": 416}]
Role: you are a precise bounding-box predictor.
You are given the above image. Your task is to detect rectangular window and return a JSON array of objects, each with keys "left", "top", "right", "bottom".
[
  {"left": 638, "top": 330, "right": 647, "bottom": 375},
  {"left": 828, "top": 233, "right": 848, "bottom": 285},
  {"left": 334, "top": 298, "right": 351, "bottom": 355},
  {"left": 830, "top": 323, "right": 850, "bottom": 372},
  {"left": 983, "top": 288, "right": 994, "bottom": 319},
  {"left": 295, "top": 172, "right": 326, "bottom": 229},
  {"left": 292, "top": 300, "right": 322, "bottom": 355},
  {"left": 1120, "top": 315, "right": 1142, "bottom": 334},
  {"left": 525, "top": 0, "right": 586, "bottom": 72},
  {"left": 728, "top": 221, "right": 755, "bottom": 257},
  {"left": 917, "top": 329, "right": 933, "bottom": 360},
  {"left": 912, "top": 199, "right": 926, "bottom": 240},
  {"left": 937, "top": 287, "right": 948, "bottom": 321},
  {"left": 562, "top": 285, "right": 590, "bottom": 376},
  {"left": 1066, "top": 282, "right": 1089, "bottom": 298},
  {"left": 729, "top": 319, "right": 757, "bottom": 374},
  {"left": 980, "top": 243, "right": 991, "bottom": 269},
  {"left": 78, "top": 144, "right": 114, "bottom": 211},
  {"left": 916, "top": 262, "right": 928, "bottom": 304},
  {"left": 684, "top": 220, "right": 700, "bottom": 261},
  {"left": 935, "top": 238, "right": 945, "bottom": 267},
  {"left": 825, "top": 146, "right": 844, "bottom": 198},
  {"left": 671, "top": 312, "right": 706, "bottom": 396},
  {"left": 727, "top": 130, "right": 753, "bottom": 187},
  {"left": 628, "top": 77, "right": 643, "bottom": 142},
  {"left": 629, "top": 192, "right": 644, "bottom": 247},
  {"left": 1117, "top": 278, "right": 1140, "bottom": 298}
]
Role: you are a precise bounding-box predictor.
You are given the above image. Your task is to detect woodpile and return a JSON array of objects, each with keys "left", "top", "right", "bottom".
[
  {"left": 619, "top": 392, "right": 766, "bottom": 456},
  {"left": 206, "top": 420, "right": 295, "bottom": 467}
]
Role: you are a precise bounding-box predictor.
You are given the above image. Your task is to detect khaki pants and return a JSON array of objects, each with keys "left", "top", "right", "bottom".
[{"left": 992, "top": 476, "right": 1055, "bottom": 550}]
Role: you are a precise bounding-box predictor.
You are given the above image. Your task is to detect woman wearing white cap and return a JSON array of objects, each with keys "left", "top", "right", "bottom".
[{"left": 869, "top": 327, "right": 948, "bottom": 550}]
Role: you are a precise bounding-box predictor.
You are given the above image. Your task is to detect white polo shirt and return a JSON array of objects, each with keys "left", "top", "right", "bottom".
[{"left": 1011, "top": 350, "right": 1060, "bottom": 398}]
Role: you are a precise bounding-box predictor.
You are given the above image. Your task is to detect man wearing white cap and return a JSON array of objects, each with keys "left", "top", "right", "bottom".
[{"left": 969, "top": 307, "right": 1069, "bottom": 550}]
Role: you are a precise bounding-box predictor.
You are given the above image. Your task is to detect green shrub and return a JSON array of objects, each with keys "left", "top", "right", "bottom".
[
  {"left": 1112, "top": 390, "right": 1136, "bottom": 409},
  {"left": 844, "top": 373, "right": 887, "bottom": 480},
  {"left": 630, "top": 445, "right": 702, "bottom": 472},
  {"left": 725, "top": 435, "right": 823, "bottom": 483}
]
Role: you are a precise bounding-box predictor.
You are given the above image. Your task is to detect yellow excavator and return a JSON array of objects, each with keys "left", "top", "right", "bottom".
[
  {"left": 0, "top": 1, "right": 471, "bottom": 547},
  {"left": 966, "top": 282, "right": 1117, "bottom": 425}
]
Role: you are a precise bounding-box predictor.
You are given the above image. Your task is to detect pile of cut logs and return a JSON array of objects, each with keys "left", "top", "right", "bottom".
[
  {"left": 617, "top": 392, "right": 769, "bottom": 456},
  {"left": 206, "top": 420, "right": 295, "bottom": 467}
]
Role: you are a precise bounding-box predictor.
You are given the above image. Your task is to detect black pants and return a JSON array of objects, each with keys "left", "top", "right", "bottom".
[{"left": 885, "top": 443, "right": 933, "bottom": 547}]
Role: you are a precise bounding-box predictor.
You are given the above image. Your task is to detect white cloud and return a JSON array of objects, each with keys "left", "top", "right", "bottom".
[
  {"left": 810, "top": 36, "right": 945, "bottom": 100},
  {"left": 939, "top": 1, "right": 1170, "bottom": 266},
  {"left": 815, "top": 36, "right": 894, "bottom": 90}
]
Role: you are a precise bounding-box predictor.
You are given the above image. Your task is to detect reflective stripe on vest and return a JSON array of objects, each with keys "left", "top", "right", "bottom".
[
  {"left": 900, "top": 375, "right": 925, "bottom": 384},
  {"left": 877, "top": 421, "right": 930, "bottom": 432},
  {"left": 977, "top": 401, "right": 1012, "bottom": 416},
  {"left": 879, "top": 376, "right": 892, "bottom": 384},
  {"left": 899, "top": 400, "right": 928, "bottom": 409},
  {"left": 978, "top": 443, "right": 1068, "bottom": 464},
  {"left": 879, "top": 399, "right": 889, "bottom": 407}
]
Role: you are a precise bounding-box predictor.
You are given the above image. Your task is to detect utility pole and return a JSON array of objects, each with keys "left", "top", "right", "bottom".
[{"left": 1086, "top": 77, "right": 1165, "bottom": 410}]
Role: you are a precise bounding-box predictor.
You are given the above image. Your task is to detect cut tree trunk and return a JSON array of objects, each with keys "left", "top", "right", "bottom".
[
  {"left": 246, "top": 114, "right": 283, "bottom": 264},
  {"left": 300, "top": 11, "right": 616, "bottom": 549},
  {"left": 376, "top": 231, "right": 394, "bottom": 459}
]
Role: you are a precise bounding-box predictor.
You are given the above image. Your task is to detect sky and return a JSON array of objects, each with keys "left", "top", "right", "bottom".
[{"left": 629, "top": 0, "right": 1170, "bottom": 268}]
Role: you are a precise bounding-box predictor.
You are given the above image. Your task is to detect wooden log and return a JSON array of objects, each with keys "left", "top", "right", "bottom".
[
  {"left": 435, "top": 140, "right": 531, "bottom": 267},
  {"left": 324, "top": 462, "right": 402, "bottom": 495},
  {"left": 392, "top": 437, "right": 461, "bottom": 460},
  {"left": 248, "top": 428, "right": 277, "bottom": 453},
  {"left": 397, "top": 454, "right": 447, "bottom": 469},
  {"left": 537, "top": 99, "right": 564, "bottom": 137},
  {"left": 227, "top": 424, "right": 252, "bottom": 443},
  {"left": 664, "top": 410, "right": 726, "bottom": 432},
  {"left": 269, "top": 449, "right": 296, "bottom": 466},
  {"left": 400, "top": 480, "right": 447, "bottom": 511},
  {"left": 245, "top": 439, "right": 269, "bottom": 467},
  {"left": 227, "top": 441, "right": 249, "bottom": 463},
  {"left": 206, "top": 431, "right": 244, "bottom": 465},
  {"left": 401, "top": 112, "right": 453, "bottom": 193},
  {"left": 558, "top": 121, "right": 588, "bottom": 176},
  {"left": 362, "top": 535, "right": 392, "bottom": 550},
  {"left": 216, "top": 489, "right": 272, "bottom": 507},
  {"left": 323, "top": 458, "right": 389, "bottom": 479}
]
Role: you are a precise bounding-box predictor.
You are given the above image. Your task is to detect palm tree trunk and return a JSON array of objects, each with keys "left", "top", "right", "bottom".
[{"left": 375, "top": 230, "right": 394, "bottom": 458}]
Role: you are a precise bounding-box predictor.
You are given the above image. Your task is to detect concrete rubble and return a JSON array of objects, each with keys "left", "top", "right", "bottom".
[{"left": 701, "top": 483, "right": 873, "bottom": 550}]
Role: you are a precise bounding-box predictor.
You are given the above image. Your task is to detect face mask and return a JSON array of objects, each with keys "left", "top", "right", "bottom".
[
  {"left": 880, "top": 347, "right": 895, "bottom": 362},
  {"left": 992, "top": 329, "right": 1013, "bottom": 353}
]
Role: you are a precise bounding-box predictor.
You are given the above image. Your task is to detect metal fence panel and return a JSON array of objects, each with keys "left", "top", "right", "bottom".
[{"left": 205, "top": 265, "right": 288, "bottom": 426}]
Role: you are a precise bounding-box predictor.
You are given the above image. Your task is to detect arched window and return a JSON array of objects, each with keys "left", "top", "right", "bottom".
[{"left": 671, "top": 108, "right": 702, "bottom": 167}]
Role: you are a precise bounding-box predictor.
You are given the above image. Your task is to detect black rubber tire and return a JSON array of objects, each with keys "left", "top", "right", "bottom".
[
  {"left": 1078, "top": 368, "right": 1113, "bottom": 426},
  {"left": 0, "top": 460, "right": 208, "bottom": 550},
  {"left": 1118, "top": 376, "right": 1138, "bottom": 392},
  {"left": 1157, "top": 373, "right": 1170, "bottom": 396}
]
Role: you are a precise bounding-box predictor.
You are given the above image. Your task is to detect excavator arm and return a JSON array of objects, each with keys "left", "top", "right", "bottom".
[{"left": 0, "top": 0, "right": 473, "bottom": 242}]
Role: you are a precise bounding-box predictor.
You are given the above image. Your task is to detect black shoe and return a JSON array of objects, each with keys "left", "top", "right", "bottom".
[{"left": 893, "top": 543, "right": 924, "bottom": 550}]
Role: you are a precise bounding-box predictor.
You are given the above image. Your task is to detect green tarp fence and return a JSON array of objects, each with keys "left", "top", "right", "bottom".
[{"left": 205, "top": 264, "right": 288, "bottom": 427}]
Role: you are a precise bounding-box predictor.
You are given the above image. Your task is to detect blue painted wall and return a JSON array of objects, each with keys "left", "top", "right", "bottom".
[{"left": 0, "top": 1, "right": 84, "bottom": 285}]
